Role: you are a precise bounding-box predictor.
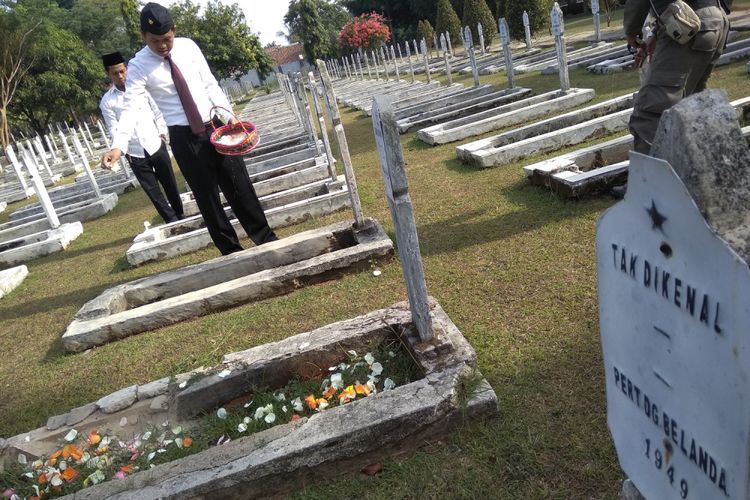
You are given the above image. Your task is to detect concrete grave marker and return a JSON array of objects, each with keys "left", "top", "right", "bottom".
[
  {"left": 523, "top": 11, "right": 533, "bottom": 49},
  {"left": 44, "top": 134, "right": 58, "bottom": 164},
  {"left": 413, "top": 39, "right": 419, "bottom": 56},
  {"left": 380, "top": 46, "right": 390, "bottom": 80},
  {"left": 499, "top": 18, "right": 515, "bottom": 89},
  {"left": 71, "top": 135, "right": 102, "bottom": 198},
  {"left": 552, "top": 3, "right": 570, "bottom": 91},
  {"left": 317, "top": 60, "right": 365, "bottom": 226},
  {"left": 371, "top": 95, "right": 434, "bottom": 341},
  {"left": 478, "top": 23, "right": 486, "bottom": 55},
  {"left": 421, "top": 39, "right": 431, "bottom": 83},
  {"left": 433, "top": 34, "right": 439, "bottom": 57},
  {"left": 390, "top": 45, "right": 400, "bottom": 80},
  {"left": 5, "top": 146, "right": 30, "bottom": 193},
  {"left": 444, "top": 51, "right": 453, "bottom": 85},
  {"left": 405, "top": 43, "right": 415, "bottom": 83},
  {"left": 307, "top": 72, "right": 338, "bottom": 183},
  {"left": 78, "top": 127, "right": 94, "bottom": 157},
  {"left": 446, "top": 31, "right": 453, "bottom": 57},
  {"left": 592, "top": 0, "right": 602, "bottom": 43},
  {"left": 463, "top": 26, "right": 473, "bottom": 51},
  {"left": 397, "top": 42, "right": 403, "bottom": 60},
  {"left": 21, "top": 151, "right": 60, "bottom": 229},
  {"left": 364, "top": 52, "right": 373, "bottom": 79},
  {"left": 598, "top": 91, "right": 750, "bottom": 500}
]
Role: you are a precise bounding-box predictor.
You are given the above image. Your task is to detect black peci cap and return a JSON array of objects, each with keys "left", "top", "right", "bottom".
[
  {"left": 102, "top": 52, "right": 125, "bottom": 69},
  {"left": 140, "top": 2, "right": 174, "bottom": 36}
]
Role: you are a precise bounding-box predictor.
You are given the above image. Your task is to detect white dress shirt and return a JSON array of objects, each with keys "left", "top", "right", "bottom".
[
  {"left": 112, "top": 37, "right": 232, "bottom": 153},
  {"left": 100, "top": 86, "right": 167, "bottom": 158}
]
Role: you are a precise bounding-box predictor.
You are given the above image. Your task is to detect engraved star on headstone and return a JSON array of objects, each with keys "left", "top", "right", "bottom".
[{"left": 646, "top": 200, "right": 667, "bottom": 231}]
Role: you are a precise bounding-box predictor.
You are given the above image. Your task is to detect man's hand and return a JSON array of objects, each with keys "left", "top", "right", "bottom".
[
  {"left": 228, "top": 117, "right": 239, "bottom": 125},
  {"left": 160, "top": 134, "right": 169, "bottom": 145},
  {"left": 101, "top": 148, "right": 122, "bottom": 169}
]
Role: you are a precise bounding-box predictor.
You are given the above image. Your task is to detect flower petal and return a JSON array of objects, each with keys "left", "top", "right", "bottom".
[{"left": 217, "top": 408, "right": 228, "bottom": 420}]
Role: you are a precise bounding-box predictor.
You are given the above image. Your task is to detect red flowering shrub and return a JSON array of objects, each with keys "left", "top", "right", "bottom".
[{"left": 339, "top": 12, "right": 391, "bottom": 51}]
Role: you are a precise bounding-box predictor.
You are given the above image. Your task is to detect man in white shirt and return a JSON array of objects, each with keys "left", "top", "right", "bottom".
[
  {"left": 100, "top": 51, "right": 184, "bottom": 223},
  {"left": 101, "top": 3, "right": 277, "bottom": 255}
]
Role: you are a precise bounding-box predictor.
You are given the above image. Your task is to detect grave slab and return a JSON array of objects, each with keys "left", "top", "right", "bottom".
[
  {"left": 0, "top": 264, "right": 28, "bottom": 299},
  {"left": 0, "top": 222, "right": 83, "bottom": 266},
  {"left": 4, "top": 300, "right": 496, "bottom": 499},
  {"left": 63, "top": 218, "right": 393, "bottom": 352},
  {"left": 417, "top": 88, "right": 596, "bottom": 145}
]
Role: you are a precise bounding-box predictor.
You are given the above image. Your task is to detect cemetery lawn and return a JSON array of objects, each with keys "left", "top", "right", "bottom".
[{"left": 1, "top": 59, "right": 749, "bottom": 498}]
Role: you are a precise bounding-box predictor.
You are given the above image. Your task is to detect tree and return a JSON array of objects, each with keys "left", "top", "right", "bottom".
[
  {"left": 450, "top": 0, "right": 464, "bottom": 19},
  {"left": 171, "top": 0, "right": 273, "bottom": 79},
  {"left": 504, "top": 0, "right": 553, "bottom": 40},
  {"left": 435, "top": 0, "right": 461, "bottom": 44},
  {"left": 60, "top": 0, "right": 136, "bottom": 58},
  {"left": 284, "top": 0, "right": 328, "bottom": 63},
  {"left": 120, "top": 0, "right": 142, "bottom": 56},
  {"left": 462, "top": 0, "right": 497, "bottom": 47},
  {"left": 11, "top": 21, "right": 102, "bottom": 137},
  {"left": 286, "top": 1, "right": 352, "bottom": 58},
  {"left": 342, "top": 0, "right": 430, "bottom": 41},
  {"left": 416, "top": 19, "right": 434, "bottom": 48},
  {"left": 339, "top": 12, "right": 390, "bottom": 52},
  {"left": 0, "top": 12, "right": 40, "bottom": 148}
]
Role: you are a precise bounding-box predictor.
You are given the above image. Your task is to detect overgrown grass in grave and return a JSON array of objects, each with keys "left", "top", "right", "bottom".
[
  {"left": 0, "top": 341, "right": 420, "bottom": 498},
  {"left": 2, "top": 59, "right": 749, "bottom": 499}
]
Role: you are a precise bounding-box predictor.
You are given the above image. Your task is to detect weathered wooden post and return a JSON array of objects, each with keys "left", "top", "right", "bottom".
[
  {"left": 371, "top": 95, "right": 434, "bottom": 341},
  {"left": 316, "top": 60, "right": 365, "bottom": 227},
  {"left": 552, "top": 3, "right": 570, "bottom": 92},
  {"left": 523, "top": 11, "right": 533, "bottom": 50},
  {"left": 499, "top": 18, "right": 515, "bottom": 89},
  {"left": 294, "top": 75, "right": 321, "bottom": 155},
  {"left": 308, "top": 72, "right": 338, "bottom": 183}
]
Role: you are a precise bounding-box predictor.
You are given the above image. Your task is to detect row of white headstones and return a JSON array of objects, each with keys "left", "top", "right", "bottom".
[{"left": 323, "top": 2, "right": 597, "bottom": 95}]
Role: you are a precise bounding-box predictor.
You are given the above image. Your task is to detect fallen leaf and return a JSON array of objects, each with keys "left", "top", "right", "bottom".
[{"left": 361, "top": 462, "right": 383, "bottom": 476}]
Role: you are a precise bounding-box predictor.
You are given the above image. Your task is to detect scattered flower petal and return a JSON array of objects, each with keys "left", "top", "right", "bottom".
[
  {"left": 347, "top": 350, "right": 357, "bottom": 358},
  {"left": 370, "top": 362, "right": 384, "bottom": 376},
  {"left": 147, "top": 452, "right": 156, "bottom": 462},
  {"left": 243, "top": 416, "right": 251, "bottom": 424},
  {"left": 217, "top": 369, "right": 231, "bottom": 378},
  {"left": 304, "top": 394, "right": 317, "bottom": 410},
  {"left": 142, "top": 431, "right": 152, "bottom": 441},
  {"left": 178, "top": 381, "right": 187, "bottom": 389},
  {"left": 243, "top": 400, "right": 253, "bottom": 408},
  {"left": 264, "top": 413, "right": 276, "bottom": 424},
  {"left": 291, "top": 414, "right": 301, "bottom": 421},
  {"left": 175, "top": 437, "right": 184, "bottom": 449},
  {"left": 274, "top": 392, "right": 286, "bottom": 401},
  {"left": 63, "top": 429, "right": 78, "bottom": 442},
  {"left": 364, "top": 353, "right": 375, "bottom": 365},
  {"left": 237, "top": 423, "right": 248, "bottom": 433},
  {"left": 317, "top": 399, "right": 329, "bottom": 410},
  {"left": 330, "top": 373, "right": 344, "bottom": 390},
  {"left": 372, "top": 269, "right": 382, "bottom": 277},
  {"left": 217, "top": 408, "right": 228, "bottom": 420},
  {"left": 183, "top": 436, "right": 193, "bottom": 447},
  {"left": 298, "top": 342, "right": 310, "bottom": 350},
  {"left": 171, "top": 426, "right": 183, "bottom": 436},
  {"left": 384, "top": 378, "right": 396, "bottom": 390},
  {"left": 282, "top": 405, "right": 288, "bottom": 413},
  {"left": 17, "top": 454, "right": 26, "bottom": 465},
  {"left": 292, "top": 397, "right": 304, "bottom": 412}
]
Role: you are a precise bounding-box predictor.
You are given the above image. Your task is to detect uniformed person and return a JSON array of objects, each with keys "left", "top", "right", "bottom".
[{"left": 625, "top": 0, "right": 731, "bottom": 154}]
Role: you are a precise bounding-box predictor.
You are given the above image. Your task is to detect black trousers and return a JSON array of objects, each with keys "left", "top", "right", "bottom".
[
  {"left": 126, "top": 141, "right": 184, "bottom": 223},
  {"left": 168, "top": 124, "right": 277, "bottom": 255}
]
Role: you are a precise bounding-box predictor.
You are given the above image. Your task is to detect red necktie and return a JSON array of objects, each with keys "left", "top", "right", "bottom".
[{"left": 164, "top": 54, "right": 205, "bottom": 135}]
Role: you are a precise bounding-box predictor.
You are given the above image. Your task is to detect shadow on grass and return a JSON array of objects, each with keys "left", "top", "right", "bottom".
[
  {"left": 57, "top": 235, "right": 134, "bottom": 261},
  {"left": 416, "top": 178, "right": 608, "bottom": 257},
  {"left": 0, "top": 282, "right": 111, "bottom": 321}
]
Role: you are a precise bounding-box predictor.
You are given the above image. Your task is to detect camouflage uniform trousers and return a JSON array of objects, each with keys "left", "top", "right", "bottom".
[{"left": 630, "top": 3, "right": 730, "bottom": 154}]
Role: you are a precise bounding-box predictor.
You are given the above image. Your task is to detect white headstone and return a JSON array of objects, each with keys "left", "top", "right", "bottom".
[
  {"left": 463, "top": 26, "right": 472, "bottom": 50},
  {"left": 405, "top": 43, "right": 415, "bottom": 83},
  {"left": 446, "top": 31, "right": 453, "bottom": 56},
  {"left": 598, "top": 151, "right": 748, "bottom": 500},
  {"left": 421, "top": 39, "right": 431, "bottom": 83},
  {"left": 440, "top": 33, "right": 447, "bottom": 53},
  {"left": 44, "top": 135, "right": 59, "bottom": 164},
  {"left": 591, "top": 0, "right": 600, "bottom": 15}
]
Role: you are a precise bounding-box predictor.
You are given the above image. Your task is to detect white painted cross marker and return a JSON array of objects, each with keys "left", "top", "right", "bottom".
[
  {"left": 5, "top": 145, "right": 30, "bottom": 193},
  {"left": 405, "top": 43, "right": 415, "bottom": 83},
  {"left": 478, "top": 23, "right": 486, "bottom": 55},
  {"left": 421, "top": 39, "right": 431, "bottom": 83},
  {"left": 21, "top": 150, "right": 60, "bottom": 229},
  {"left": 552, "top": 2, "right": 570, "bottom": 92},
  {"left": 371, "top": 95, "right": 433, "bottom": 341},
  {"left": 446, "top": 31, "right": 453, "bottom": 57},
  {"left": 72, "top": 134, "right": 102, "bottom": 198}
]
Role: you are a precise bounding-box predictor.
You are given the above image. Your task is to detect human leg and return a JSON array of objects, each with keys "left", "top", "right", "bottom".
[
  {"left": 126, "top": 154, "right": 179, "bottom": 223},
  {"left": 149, "top": 141, "right": 184, "bottom": 218},
  {"left": 168, "top": 126, "right": 243, "bottom": 255}
]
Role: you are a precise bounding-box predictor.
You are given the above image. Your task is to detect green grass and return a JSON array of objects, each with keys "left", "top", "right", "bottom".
[{"left": 1, "top": 44, "right": 749, "bottom": 499}]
